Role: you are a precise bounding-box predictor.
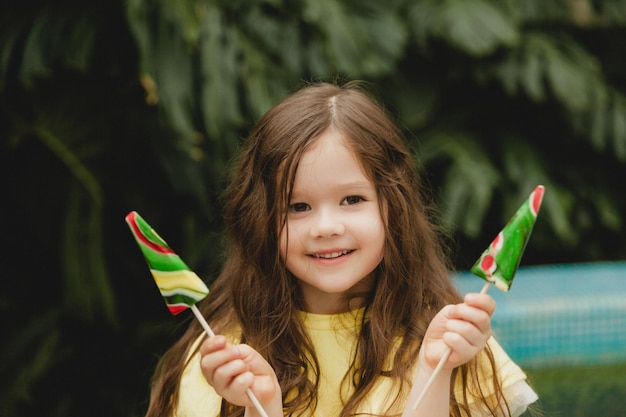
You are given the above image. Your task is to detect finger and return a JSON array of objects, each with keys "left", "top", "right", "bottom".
[
  {"left": 199, "top": 335, "right": 228, "bottom": 356},
  {"left": 463, "top": 293, "right": 496, "bottom": 316},
  {"left": 213, "top": 354, "right": 250, "bottom": 387},
  {"left": 442, "top": 330, "right": 478, "bottom": 361},
  {"left": 446, "top": 318, "right": 491, "bottom": 347},
  {"left": 231, "top": 370, "right": 255, "bottom": 393},
  {"left": 233, "top": 343, "right": 255, "bottom": 361},
  {"left": 448, "top": 303, "right": 492, "bottom": 333},
  {"left": 200, "top": 345, "right": 243, "bottom": 385},
  {"left": 234, "top": 344, "right": 267, "bottom": 369},
  {"left": 440, "top": 304, "right": 456, "bottom": 322}
]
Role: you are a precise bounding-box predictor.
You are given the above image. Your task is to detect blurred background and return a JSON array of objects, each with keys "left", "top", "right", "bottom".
[{"left": 1, "top": 0, "right": 625, "bottom": 416}]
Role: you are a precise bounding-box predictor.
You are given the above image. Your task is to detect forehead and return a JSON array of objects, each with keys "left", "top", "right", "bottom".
[
  {"left": 290, "top": 129, "right": 373, "bottom": 193},
  {"left": 299, "top": 128, "right": 357, "bottom": 163}
]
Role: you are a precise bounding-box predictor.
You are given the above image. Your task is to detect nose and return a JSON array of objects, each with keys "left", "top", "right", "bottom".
[{"left": 310, "top": 208, "right": 345, "bottom": 238}]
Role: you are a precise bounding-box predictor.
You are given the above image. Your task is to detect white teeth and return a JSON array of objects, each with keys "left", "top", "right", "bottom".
[{"left": 314, "top": 250, "right": 350, "bottom": 259}]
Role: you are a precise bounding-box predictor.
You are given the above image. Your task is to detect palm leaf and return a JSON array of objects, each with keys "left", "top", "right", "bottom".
[
  {"left": 408, "top": 0, "right": 518, "bottom": 56},
  {"left": 420, "top": 132, "right": 501, "bottom": 237}
]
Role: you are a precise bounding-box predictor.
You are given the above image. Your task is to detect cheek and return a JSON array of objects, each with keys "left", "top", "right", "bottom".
[{"left": 370, "top": 213, "right": 386, "bottom": 262}]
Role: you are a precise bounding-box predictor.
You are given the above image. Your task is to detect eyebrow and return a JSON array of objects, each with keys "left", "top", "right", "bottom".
[
  {"left": 335, "top": 180, "right": 373, "bottom": 189},
  {"left": 290, "top": 181, "right": 375, "bottom": 199}
]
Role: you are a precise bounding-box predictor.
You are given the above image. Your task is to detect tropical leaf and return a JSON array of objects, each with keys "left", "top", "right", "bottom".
[
  {"left": 126, "top": 0, "right": 196, "bottom": 137},
  {"left": 543, "top": 36, "right": 599, "bottom": 111},
  {"left": 10, "top": 6, "right": 98, "bottom": 87},
  {"left": 589, "top": 186, "right": 623, "bottom": 230},
  {"left": 408, "top": 0, "right": 519, "bottom": 56},
  {"left": 303, "top": 0, "right": 407, "bottom": 76},
  {"left": 575, "top": 87, "right": 626, "bottom": 161},
  {"left": 240, "top": 5, "right": 303, "bottom": 74},
  {"left": 62, "top": 185, "right": 117, "bottom": 324},
  {"left": 238, "top": 36, "right": 291, "bottom": 120},
  {"left": 420, "top": 132, "right": 501, "bottom": 237},
  {"left": 586, "top": 85, "right": 610, "bottom": 150},
  {"left": 0, "top": 311, "right": 65, "bottom": 417},
  {"left": 33, "top": 125, "right": 103, "bottom": 205},
  {"left": 125, "top": 0, "right": 157, "bottom": 80},
  {"left": 493, "top": 31, "right": 626, "bottom": 161},
  {"left": 598, "top": 0, "right": 626, "bottom": 23},
  {"left": 0, "top": 18, "right": 25, "bottom": 90},
  {"left": 509, "top": 0, "right": 597, "bottom": 25},
  {"left": 495, "top": 33, "right": 596, "bottom": 110},
  {"left": 500, "top": 136, "right": 548, "bottom": 195},
  {"left": 499, "top": 137, "right": 576, "bottom": 242},
  {"left": 198, "top": 4, "right": 242, "bottom": 137},
  {"left": 610, "top": 93, "right": 626, "bottom": 161}
]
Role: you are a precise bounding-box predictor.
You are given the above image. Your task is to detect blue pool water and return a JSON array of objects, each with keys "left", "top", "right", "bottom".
[{"left": 453, "top": 262, "right": 626, "bottom": 368}]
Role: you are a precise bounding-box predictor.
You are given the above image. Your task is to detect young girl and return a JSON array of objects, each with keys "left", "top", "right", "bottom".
[{"left": 144, "top": 82, "right": 538, "bottom": 417}]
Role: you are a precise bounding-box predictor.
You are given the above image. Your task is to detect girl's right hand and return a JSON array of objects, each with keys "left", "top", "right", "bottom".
[
  {"left": 420, "top": 292, "right": 496, "bottom": 371},
  {"left": 199, "top": 335, "right": 281, "bottom": 413}
]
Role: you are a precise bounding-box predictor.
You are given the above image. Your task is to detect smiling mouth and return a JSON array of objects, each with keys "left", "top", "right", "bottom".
[{"left": 311, "top": 250, "right": 353, "bottom": 259}]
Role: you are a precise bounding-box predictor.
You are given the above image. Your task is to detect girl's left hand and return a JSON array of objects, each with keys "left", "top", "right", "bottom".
[{"left": 420, "top": 292, "right": 496, "bottom": 370}]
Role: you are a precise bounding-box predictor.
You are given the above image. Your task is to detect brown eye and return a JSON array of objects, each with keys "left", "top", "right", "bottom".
[
  {"left": 341, "top": 196, "right": 364, "bottom": 205},
  {"left": 290, "top": 202, "right": 310, "bottom": 212}
]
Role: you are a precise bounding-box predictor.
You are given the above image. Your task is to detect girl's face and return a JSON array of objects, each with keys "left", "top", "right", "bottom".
[{"left": 279, "top": 128, "right": 385, "bottom": 314}]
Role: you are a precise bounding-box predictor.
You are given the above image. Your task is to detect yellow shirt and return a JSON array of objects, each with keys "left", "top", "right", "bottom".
[{"left": 175, "top": 309, "right": 537, "bottom": 417}]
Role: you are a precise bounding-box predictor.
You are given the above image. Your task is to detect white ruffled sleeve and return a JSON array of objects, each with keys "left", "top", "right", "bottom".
[
  {"left": 454, "top": 337, "right": 538, "bottom": 417},
  {"left": 503, "top": 379, "right": 538, "bottom": 417}
]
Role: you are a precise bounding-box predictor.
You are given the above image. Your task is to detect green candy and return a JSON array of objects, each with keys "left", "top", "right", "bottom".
[{"left": 471, "top": 185, "right": 545, "bottom": 291}]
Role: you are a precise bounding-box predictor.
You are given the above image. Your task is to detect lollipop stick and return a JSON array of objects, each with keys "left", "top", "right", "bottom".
[
  {"left": 411, "top": 282, "right": 491, "bottom": 412},
  {"left": 190, "top": 305, "right": 270, "bottom": 417},
  {"left": 191, "top": 304, "right": 217, "bottom": 337},
  {"left": 410, "top": 348, "right": 451, "bottom": 412}
]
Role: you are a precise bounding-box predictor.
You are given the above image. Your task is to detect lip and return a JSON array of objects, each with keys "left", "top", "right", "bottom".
[{"left": 308, "top": 249, "right": 354, "bottom": 261}]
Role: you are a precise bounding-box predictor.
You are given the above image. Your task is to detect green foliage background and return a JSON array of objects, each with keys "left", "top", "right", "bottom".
[{"left": 1, "top": 0, "right": 625, "bottom": 416}]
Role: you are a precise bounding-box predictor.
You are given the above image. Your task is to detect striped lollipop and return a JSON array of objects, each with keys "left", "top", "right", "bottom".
[
  {"left": 125, "top": 211, "right": 209, "bottom": 315},
  {"left": 125, "top": 211, "right": 269, "bottom": 417},
  {"left": 126, "top": 211, "right": 269, "bottom": 416},
  {"left": 470, "top": 185, "right": 545, "bottom": 291}
]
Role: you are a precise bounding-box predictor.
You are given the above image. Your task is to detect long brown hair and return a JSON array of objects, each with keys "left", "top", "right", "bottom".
[{"left": 145, "top": 81, "right": 510, "bottom": 417}]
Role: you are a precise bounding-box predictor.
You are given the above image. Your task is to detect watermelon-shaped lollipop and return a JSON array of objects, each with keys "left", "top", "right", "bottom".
[
  {"left": 125, "top": 211, "right": 209, "bottom": 315},
  {"left": 470, "top": 185, "right": 545, "bottom": 291},
  {"left": 412, "top": 185, "right": 545, "bottom": 412}
]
